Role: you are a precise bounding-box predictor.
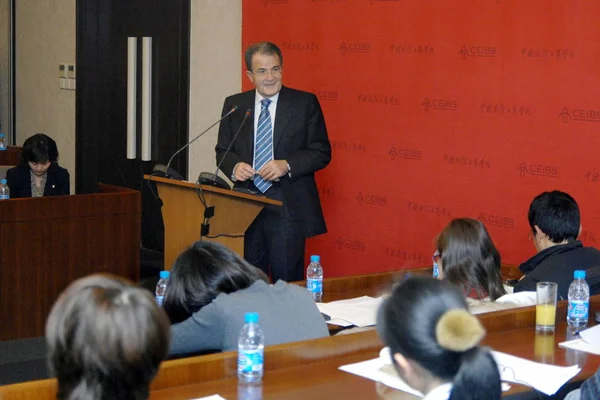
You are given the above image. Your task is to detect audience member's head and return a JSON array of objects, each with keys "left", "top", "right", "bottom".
[
  {"left": 378, "top": 276, "right": 501, "bottom": 400},
  {"left": 46, "top": 274, "right": 170, "bottom": 400},
  {"left": 21, "top": 133, "right": 59, "bottom": 164},
  {"left": 528, "top": 191, "right": 581, "bottom": 252},
  {"left": 163, "top": 241, "right": 269, "bottom": 324},
  {"left": 435, "top": 218, "right": 506, "bottom": 301}
]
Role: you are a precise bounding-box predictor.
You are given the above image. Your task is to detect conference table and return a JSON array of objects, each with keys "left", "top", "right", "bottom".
[
  {"left": 149, "top": 323, "right": 599, "bottom": 399},
  {"left": 1, "top": 266, "right": 594, "bottom": 400},
  {"left": 147, "top": 267, "right": 598, "bottom": 400}
]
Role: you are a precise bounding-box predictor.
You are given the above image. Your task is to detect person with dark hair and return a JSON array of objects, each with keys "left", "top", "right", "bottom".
[
  {"left": 215, "top": 41, "right": 331, "bottom": 282},
  {"left": 165, "top": 241, "right": 329, "bottom": 356},
  {"left": 436, "top": 218, "right": 506, "bottom": 301},
  {"left": 514, "top": 191, "right": 600, "bottom": 299},
  {"left": 377, "top": 276, "right": 501, "bottom": 400},
  {"left": 6, "top": 133, "right": 70, "bottom": 198},
  {"left": 46, "top": 274, "right": 170, "bottom": 400}
]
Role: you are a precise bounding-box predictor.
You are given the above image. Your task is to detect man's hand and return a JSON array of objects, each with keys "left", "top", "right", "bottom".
[
  {"left": 258, "top": 160, "right": 289, "bottom": 181},
  {"left": 233, "top": 162, "right": 256, "bottom": 182}
]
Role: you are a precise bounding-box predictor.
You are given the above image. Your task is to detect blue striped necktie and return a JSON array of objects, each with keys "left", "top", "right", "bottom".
[{"left": 254, "top": 98, "right": 273, "bottom": 193}]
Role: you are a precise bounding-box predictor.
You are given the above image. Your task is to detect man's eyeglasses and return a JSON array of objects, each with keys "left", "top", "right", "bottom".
[{"left": 252, "top": 66, "right": 282, "bottom": 77}]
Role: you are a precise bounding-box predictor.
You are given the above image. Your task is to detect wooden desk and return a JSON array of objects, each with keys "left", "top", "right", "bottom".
[
  {"left": 0, "top": 268, "right": 584, "bottom": 399},
  {"left": 0, "top": 183, "right": 140, "bottom": 340},
  {"left": 292, "top": 264, "right": 522, "bottom": 303},
  {"left": 147, "top": 323, "right": 599, "bottom": 399},
  {"left": 0, "top": 146, "right": 23, "bottom": 165}
]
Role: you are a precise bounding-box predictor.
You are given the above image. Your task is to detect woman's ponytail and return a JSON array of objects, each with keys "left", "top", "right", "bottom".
[
  {"left": 435, "top": 309, "right": 501, "bottom": 400},
  {"left": 449, "top": 347, "right": 501, "bottom": 400}
]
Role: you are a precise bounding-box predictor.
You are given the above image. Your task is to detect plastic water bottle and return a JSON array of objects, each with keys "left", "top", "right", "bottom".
[
  {"left": 155, "top": 270, "right": 169, "bottom": 306},
  {"left": 237, "top": 381, "right": 263, "bottom": 400},
  {"left": 0, "top": 179, "right": 9, "bottom": 200},
  {"left": 432, "top": 250, "right": 440, "bottom": 278},
  {"left": 306, "top": 255, "right": 323, "bottom": 302},
  {"left": 0, "top": 133, "right": 6, "bottom": 150},
  {"left": 567, "top": 270, "right": 590, "bottom": 330},
  {"left": 238, "top": 312, "right": 264, "bottom": 383}
]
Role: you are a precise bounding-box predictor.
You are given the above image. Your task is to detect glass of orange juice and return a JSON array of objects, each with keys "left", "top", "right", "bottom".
[{"left": 536, "top": 282, "right": 558, "bottom": 332}]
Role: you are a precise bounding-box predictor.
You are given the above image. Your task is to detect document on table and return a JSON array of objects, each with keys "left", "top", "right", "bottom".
[
  {"left": 559, "top": 324, "right": 600, "bottom": 355},
  {"left": 339, "top": 355, "right": 423, "bottom": 396},
  {"left": 188, "top": 396, "right": 226, "bottom": 400},
  {"left": 492, "top": 351, "right": 580, "bottom": 395},
  {"left": 340, "top": 347, "right": 578, "bottom": 396},
  {"left": 316, "top": 296, "right": 383, "bottom": 327}
]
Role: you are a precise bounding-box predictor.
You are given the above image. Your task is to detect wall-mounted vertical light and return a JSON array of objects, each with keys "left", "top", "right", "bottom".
[
  {"left": 141, "top": 37, "right": 152, "bottom": 161},
  {"left": 126, "top": 37, "right": 137, "bottom": 159}
]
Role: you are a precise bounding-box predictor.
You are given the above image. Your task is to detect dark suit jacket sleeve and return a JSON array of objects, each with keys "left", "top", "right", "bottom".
[
  {"left": 215, "top": 97, "right": 243, "bottom": 178},
  {"left": 55, "top": 166, "right": 70, "bottom": 196},
  {"left": 284, "top": 94, "right": 331, "bottom": 178},
  {"left": 513, "top": 276, "right": 537, "bottom": 293}
]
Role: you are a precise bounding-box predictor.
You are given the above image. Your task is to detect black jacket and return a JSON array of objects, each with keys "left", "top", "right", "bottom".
[
  {"left": 6, "top": 163, "right": 70, "bottom": 198},
  {"left": 514, "top": 240, "right": 600, "bottom": 299},
  {"left": 215, "top": 87, "right": 331, "bottom": 237}
]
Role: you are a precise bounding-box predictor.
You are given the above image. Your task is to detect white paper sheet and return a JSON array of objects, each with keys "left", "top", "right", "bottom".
[
  {"left": 339, "top": 356, "right": 423, "bottom": 396},
  {"left": 189, "top": 396, "right": 226, "bottom": 400},
  {"left": 316, "top": 296, "right": 383, "bottom": 327},
  {"left": 578, "top": 324, "right": 600, "bottom": 347},
  {"left": 492, "top": 351, "right": 581, "bottom": 395},
  {"left": 559, "top": 338, "right": 600, "bottom": 356},
  {"left": 340, "top": 348, "right": 512, "bottom": 397}
]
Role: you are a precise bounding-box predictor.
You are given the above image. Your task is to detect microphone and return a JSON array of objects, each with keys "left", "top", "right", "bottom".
[
  {"left": 152, "top": 106, "right": 238, "bottom": 179},
  {"left": 198, "top": 109, "right": 252, "bottom": 189}
]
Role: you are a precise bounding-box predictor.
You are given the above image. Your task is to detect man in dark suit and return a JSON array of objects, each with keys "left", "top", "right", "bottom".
[{"left": 215, "top": 41, "right": 331, "bottom": 282}]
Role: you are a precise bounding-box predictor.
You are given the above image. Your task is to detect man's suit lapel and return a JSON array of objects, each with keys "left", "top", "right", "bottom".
[
  {"left": 273, "top": 87, "right": 293, "bottom": 150},
  {"left": 238, "top": 91, "right": 256, "bottom": 160}
]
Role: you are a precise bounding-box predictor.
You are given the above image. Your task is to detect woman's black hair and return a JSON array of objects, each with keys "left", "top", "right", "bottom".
[
  {"left": 377, "top": 276, "right": 501, "bottom": 400},
  {"left": 163, "top": 241, "right": 269, "bottom": 324},
  {"left": 436, "top": 218, "right": 506, "bottom": 300},
  {"left": 21, "top": 133, "right": 59, "bottom": 164}
]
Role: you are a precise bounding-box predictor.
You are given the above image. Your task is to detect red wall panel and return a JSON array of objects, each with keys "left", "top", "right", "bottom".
[{"left": 242, "top": 0, "right": 600, "bottom": 277}]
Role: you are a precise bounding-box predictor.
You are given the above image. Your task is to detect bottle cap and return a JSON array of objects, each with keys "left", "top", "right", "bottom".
[
  {"left": 310, "top": 255, "right": 320, "bottom": 263},
  {"left": 1, "top": 179, "right": 6, "bottom": 184},
  {"left": 159, "top": 270, "right": 170, "bottom": 279},
  {"left": 574, "top": 270, "right": 586, "bottom": 279},
  {"left": 244, "top": 312, "right": 259, "bottom": 323}
]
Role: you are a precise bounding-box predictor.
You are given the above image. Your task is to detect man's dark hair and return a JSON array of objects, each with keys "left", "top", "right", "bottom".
[
  {"left": 21, "top": 133, "right": 59, "bottom": 164},
  {"left": 244, "top": 41, "right": 283, "bottom": 71},
  {"left": 528, "top": 191, "right": 580, "bottom": 243}
]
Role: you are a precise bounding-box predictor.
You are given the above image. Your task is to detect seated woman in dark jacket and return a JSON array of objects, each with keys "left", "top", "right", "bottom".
[
  {"left": 163, "top": 241, "right": 329, "bottom": 356},
  {"left": 6, "top": 133, "right": 70, "bottom": 198}
]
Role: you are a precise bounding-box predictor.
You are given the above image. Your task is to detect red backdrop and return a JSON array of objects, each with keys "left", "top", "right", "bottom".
[{"left": 242, "top": 0, "right": 600, "bottom": 277}]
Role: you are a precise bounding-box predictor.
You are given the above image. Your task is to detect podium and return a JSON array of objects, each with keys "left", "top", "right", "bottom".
[{"left": 145, "top": 175, "right": 282, "bottom": 270}]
